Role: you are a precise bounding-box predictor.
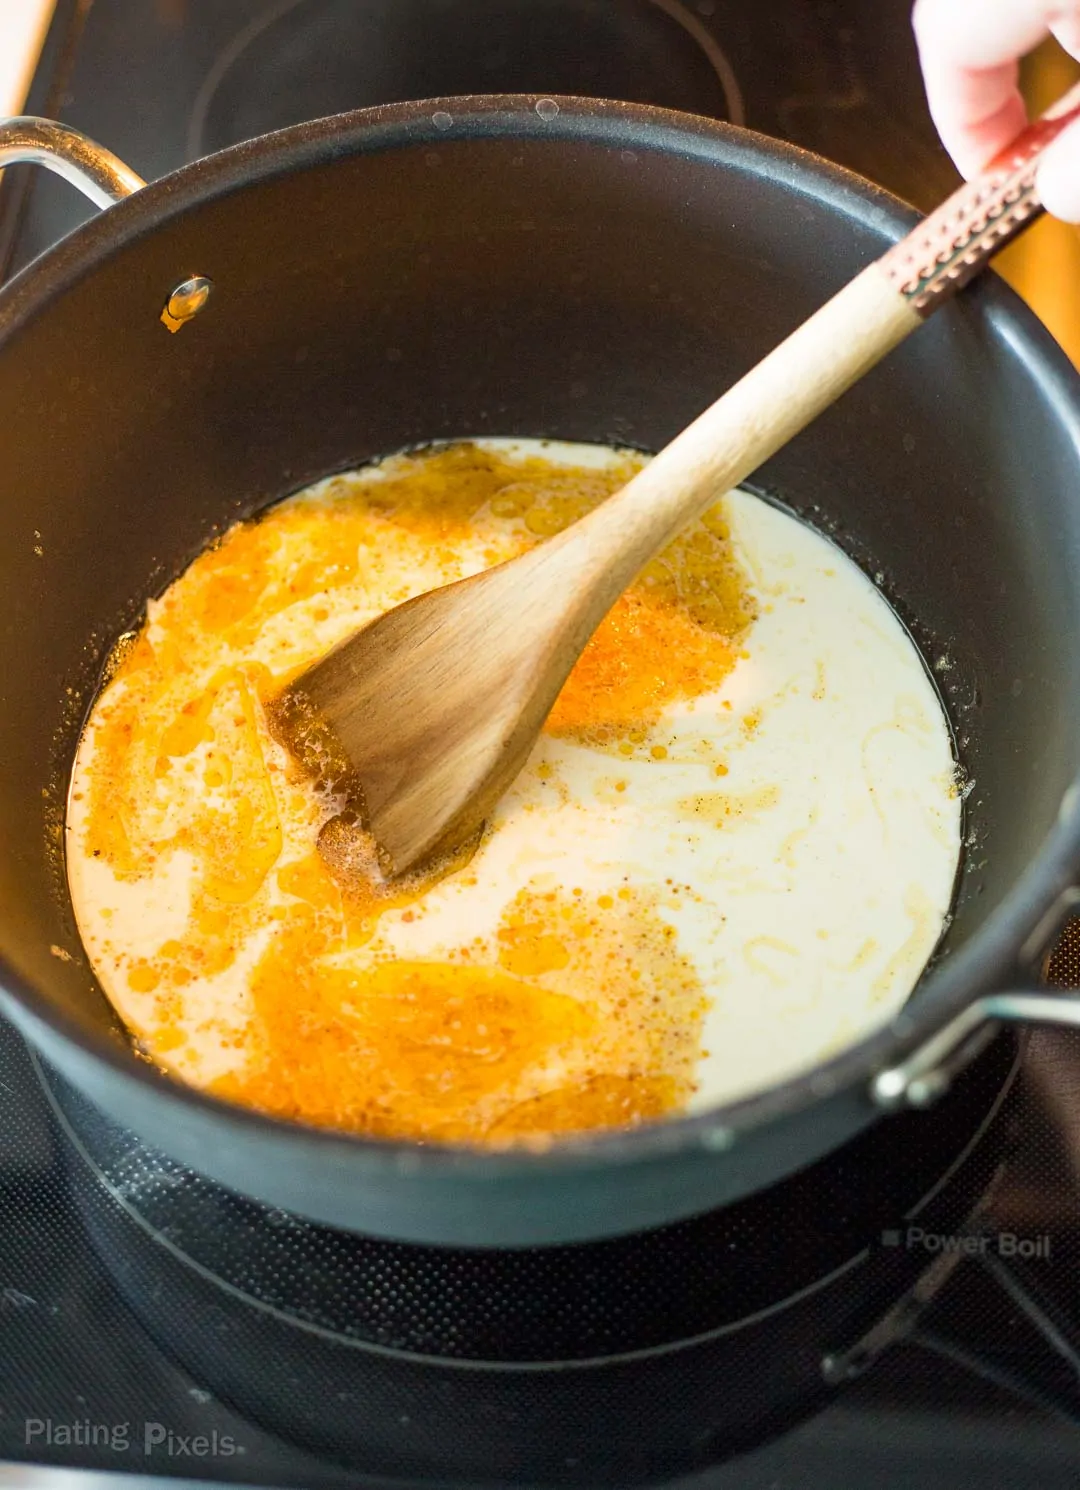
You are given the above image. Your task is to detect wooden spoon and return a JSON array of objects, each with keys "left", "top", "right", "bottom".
[{"left": 278, "top": 84, "right": 1080, "bottom": 876}]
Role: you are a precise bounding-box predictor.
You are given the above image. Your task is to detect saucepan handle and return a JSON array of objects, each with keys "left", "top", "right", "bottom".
[
  {"left": 0, "top": 116, "right": 145, "bottom": 208},
  {"left": 0, "top": 116, "right": 211, "bottom": 329},
  {"left": 872, "top": 990, "right": 1080, "bottom": 1111}
]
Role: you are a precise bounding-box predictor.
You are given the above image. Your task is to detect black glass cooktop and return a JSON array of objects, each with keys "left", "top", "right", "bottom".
[
  {"left": 5, "top": 2, "right": 1080, "bottom": 1486},
  {"left": 1, "top": 0, "right": 955, "bottom": 283}
]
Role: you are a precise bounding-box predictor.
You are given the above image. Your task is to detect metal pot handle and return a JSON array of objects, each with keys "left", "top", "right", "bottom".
[
  {"left": 0, "top": 116, "right": 145, "bottom": 207},
  {"left": 0, "top": 116, "right": 211, "bottom": 329},
  {"left": 873, "top": 990, "right": 1080, "bottom": 1110}
]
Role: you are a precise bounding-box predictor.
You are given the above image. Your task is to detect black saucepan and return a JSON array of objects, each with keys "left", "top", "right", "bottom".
[{"left": 2, "top": 96, "right": 1080, "bottom": 1248}]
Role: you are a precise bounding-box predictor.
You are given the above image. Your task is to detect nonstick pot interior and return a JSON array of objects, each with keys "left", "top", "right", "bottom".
[{"left": 1, "top": 98, "right": 1080, "bottom": 1244}]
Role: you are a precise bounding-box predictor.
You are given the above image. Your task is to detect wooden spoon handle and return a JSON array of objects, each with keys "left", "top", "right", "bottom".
[
  {"left": 880, "top": 76, "right": 1080, "bottom": 314},
  {"left": 564, "top": 80, "right": 1080, "bottom": 610}
]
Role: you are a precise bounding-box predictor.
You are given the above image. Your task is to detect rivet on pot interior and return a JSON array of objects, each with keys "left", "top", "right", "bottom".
[{"left": 160, "top": 276, "right": 213, "bottom": 333}]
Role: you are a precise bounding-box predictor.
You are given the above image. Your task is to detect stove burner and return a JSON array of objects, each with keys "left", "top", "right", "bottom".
[
  {"left": 187, "top": 0, "right": 745, "bottom": 162},
  {"left": 33, "top": 1034, "right": 1020, "bottom": 1482}
]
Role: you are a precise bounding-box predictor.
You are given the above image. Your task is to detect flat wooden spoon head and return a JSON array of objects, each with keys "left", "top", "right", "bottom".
[
  {"left": 276, "top": 540, "right": 600, "bottom": 873},
  {"left": 275, "top": 80, "right": 1080, "bottom": 875}
]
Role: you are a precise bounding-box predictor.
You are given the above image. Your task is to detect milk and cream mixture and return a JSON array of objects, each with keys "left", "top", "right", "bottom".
[{"left": 66, "top": 440, "right": 961, "bottom": 1145}]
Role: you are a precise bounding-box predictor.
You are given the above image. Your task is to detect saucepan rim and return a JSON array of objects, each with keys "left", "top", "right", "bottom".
[{"left": 2, "top": 93, "right": 1080, "bottom": 1178}]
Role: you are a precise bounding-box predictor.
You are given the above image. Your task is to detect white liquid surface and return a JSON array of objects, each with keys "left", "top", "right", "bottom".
[{"left": 67, "top": 440, "right": 961, "bottom": 1122}]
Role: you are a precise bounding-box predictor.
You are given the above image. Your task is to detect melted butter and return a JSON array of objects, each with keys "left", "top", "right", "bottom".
[
  {"left": 67, "top": 438, "right": 963, "bottom": 1142},
  {"left": 210, "top": 880, "right": 706, "bottom": 1144},
  {"left": 676, "top": 785, "right": 782, "bottom": 830},
  {"left": 213, "top": 948, "right": 600, "bottom": 1142},
  {"left": 545, "top": 592, "right": 741, "bottom": 742}
]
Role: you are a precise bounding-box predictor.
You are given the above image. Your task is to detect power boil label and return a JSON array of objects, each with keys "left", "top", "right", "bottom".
[{"left": 880, "top": 1226, "right": 1051, "bottom": 1260}]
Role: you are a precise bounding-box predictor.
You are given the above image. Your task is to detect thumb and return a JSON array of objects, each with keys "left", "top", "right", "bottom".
[{"left": 1037, "top": 114, "right": 1080, "bottom": 221}]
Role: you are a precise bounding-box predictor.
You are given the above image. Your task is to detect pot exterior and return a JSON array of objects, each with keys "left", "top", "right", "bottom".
[
  {"left": 38, "top": 1031, "right": 1017, "bottom": 1480},
  {"left": 1, "top": 99, "right": 1079, "bottom": 1242}
]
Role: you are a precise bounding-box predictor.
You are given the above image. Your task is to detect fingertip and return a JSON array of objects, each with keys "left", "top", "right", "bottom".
[
  {"left": 1038, "top": 120, "right": 1080, "bottom": 223},
  {"left": 933, "top": 90, "right": 1028, "bottom": 178},
  {"left": 1050, "top": 12, "right": 1080, "bottom": 62},
  {"left": 911, "top": 0, "right": 1054, "bottom": 72}
]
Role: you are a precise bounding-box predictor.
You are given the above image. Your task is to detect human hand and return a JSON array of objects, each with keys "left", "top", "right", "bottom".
[{"left": 913, "top": 0, "right": 1080, "bottom": 219}]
